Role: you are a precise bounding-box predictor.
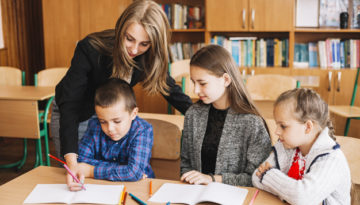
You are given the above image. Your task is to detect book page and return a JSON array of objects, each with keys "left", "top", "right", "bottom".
[
  {"left": 24, "top": 184, "right": 73, "bottom": 204},
  {"left": 72, "top": 184, "right": 124, "bottom": 204},
  {"left": 196, "top": 182, "right": 248, "bottom": 205},
  {"left": 149, "top": 183, "right": 204, "bottom": 205}
]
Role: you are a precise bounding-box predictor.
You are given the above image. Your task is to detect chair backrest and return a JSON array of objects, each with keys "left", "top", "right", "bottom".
[
  {"left": 36, "top": 67, "right": 68, "bottom": 86},
  {"left": 0, "top": 66, "right": 22, "bottom": 86},
  {"left": 246, "top": 74, "right": 297, "bottom": 101},
  {"left": 142, "top": 118, "right": 182, "bottom": 160},
  {"left": 170, "top": 59, "right": 197, "bottom": 98},
  {"left": 265, "top": 118, "right": 278, "bottom": 145}
]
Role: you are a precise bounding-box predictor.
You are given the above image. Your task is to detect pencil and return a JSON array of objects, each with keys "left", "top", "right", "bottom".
[
  {"left": 129, "top": 193, "right": 147, "bottom": 205},
  {"left": 119, "top": 186, "right": 126, "bottom": 205},
  {"left": 123, "top": 192, "right": 127, "bottom": 205},
  {"left": 48, "top": 154, "right": 67, "bottom": 165},
  {"left": 149, "top": 180, "right": 152, "bottom": 196},
  {"left": 249, "top": 189, "right": 259, "bottom": 205}
]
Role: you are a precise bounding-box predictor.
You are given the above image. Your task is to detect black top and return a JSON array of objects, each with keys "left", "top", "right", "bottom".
[
  {"left": 55, "top": 37, "right": 192, "bottom": 156},
  {"left": 201, "top": 105, "right": 228, "bottom": 174}
]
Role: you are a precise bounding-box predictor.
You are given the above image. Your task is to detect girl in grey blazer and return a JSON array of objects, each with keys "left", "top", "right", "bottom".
[{"left": 180, "top": 45, "right": 272, "bottom": 186}]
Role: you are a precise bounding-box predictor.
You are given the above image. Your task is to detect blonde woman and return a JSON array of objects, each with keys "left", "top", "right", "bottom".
[{"left": 51, "top": 0, "right": 192, "bottom": 190}]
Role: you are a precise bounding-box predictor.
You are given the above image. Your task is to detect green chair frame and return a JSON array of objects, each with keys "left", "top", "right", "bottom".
[
  {"left": 34, "top": 73, "right": 53, "bottom": 166},
  {"left": 343, "top": 68, "right": 360, "bottom": 136}
]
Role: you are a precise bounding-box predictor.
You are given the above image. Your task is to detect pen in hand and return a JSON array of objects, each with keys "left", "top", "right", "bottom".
[{"left": 63, "top": 164, "right": 86, "bottom": 190}]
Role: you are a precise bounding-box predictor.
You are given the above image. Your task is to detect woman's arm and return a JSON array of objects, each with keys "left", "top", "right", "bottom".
[{"left": 162, "top": 73, "right": 192, "bottom": 114}]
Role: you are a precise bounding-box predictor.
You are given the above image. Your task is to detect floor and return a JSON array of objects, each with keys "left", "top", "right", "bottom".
[{"left": 0, "top": 137, "right": 58, "bottom": 185}]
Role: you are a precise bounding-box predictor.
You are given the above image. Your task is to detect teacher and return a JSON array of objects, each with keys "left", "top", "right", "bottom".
[{"left": 51, "top": 0, "right": 192, "bottom": 190}]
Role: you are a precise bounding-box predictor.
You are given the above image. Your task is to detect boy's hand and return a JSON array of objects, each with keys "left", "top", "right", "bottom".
[
  {"left": 180, "top": 170, "right": 212, "bottom": 185},
  {"left": 64, "top": 154, "right": 85, "bottom": 191},
  {"left": 78, "top": 163, "right": 94, "bottom": 178},
  {"left": 256, "top": 162, "right": 272, "bottom": 178}
]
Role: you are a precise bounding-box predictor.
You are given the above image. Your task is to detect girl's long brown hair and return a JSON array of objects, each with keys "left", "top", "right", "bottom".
[
  {"left": 190, "top": 45, "right": 269, "bottom": 132},
  {"left": 88, "top": 0, "right": 171, "bottom": 95}
]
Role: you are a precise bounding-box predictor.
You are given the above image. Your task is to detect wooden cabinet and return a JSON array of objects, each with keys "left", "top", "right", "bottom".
[
  {"left": 206, "top": 0, "right": 248, "bottom": 31},
  {"left": 206, "top": 0, "right": 293, "bottom": 31}
]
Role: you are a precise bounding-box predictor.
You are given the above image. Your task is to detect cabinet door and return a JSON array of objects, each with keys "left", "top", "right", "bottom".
[
  {"left": 206, "top": 0, "right": 248, "bottom": 31},
  {"left": 249, "top": 0, "right": 293, "bottom": 31},
  {"left": 332, "top": 69, "right": 357, "bottom": 105}
]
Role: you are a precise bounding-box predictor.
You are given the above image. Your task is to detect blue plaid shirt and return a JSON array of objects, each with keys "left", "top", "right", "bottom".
[{"left": 78, "top": 116, "right": 155, "bottom": 181}]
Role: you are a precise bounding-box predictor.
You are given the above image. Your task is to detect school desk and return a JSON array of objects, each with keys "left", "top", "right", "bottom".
[
  {"left": 0, "top": 85, "right": 54, "bottom": 167},
  {"left": 0, "top": 166, "right": 286, "bottom": 205}
]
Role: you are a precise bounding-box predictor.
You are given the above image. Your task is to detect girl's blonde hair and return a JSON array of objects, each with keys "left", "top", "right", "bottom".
[
  {"left": 88, "top": 0, "right": 170, "bottom": 95},
  {"left": 274, "top": 88, "right": 335, "bottom": 139},
  {"left": 190, "top": 45, "right": 268, "bottom": 129}
]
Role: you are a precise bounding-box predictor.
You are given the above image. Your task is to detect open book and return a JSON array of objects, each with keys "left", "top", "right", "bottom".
[
  {"left": 24, "top": 184, "right": 124, "bottom": 204},
  {"left": 149, "top": 182, "right": 248, "bottom": 205}
]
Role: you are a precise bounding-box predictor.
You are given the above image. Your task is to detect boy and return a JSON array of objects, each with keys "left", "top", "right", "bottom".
[{"left": 77, "top": 78, "right": 154, "bottom": 181}]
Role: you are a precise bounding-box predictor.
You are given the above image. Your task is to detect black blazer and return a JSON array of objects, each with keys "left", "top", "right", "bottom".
[{"left": 55, "top": 37, "right": 192, "bottom": 156}]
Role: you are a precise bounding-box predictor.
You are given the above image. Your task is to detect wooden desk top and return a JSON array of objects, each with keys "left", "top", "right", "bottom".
[
  {"left": 0, "top": 85, "right": 54, "bottom": 100},
  {"left": 0, "top": 166, "right": 285, "bottom": 205}
]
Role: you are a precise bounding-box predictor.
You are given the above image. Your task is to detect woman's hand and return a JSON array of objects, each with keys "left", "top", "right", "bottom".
[
  {"left": 180, "top": 170, "right": 212, "bottom": 185},
  {"left": 256, "top": 162, "right": 272, "bottom": 178},
  {"left": 64, "top": 153, "right": 85, "bottom": 191}
]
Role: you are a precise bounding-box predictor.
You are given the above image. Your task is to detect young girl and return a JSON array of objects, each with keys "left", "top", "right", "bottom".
[
  {"left": 180, "top": 45, "right": 272, "bottom": 186},
  {"left": 252, "top": 88, "right": 351, "bottom": 204}
]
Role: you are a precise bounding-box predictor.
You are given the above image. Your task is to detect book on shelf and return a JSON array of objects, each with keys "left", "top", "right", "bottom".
[
  {"left": 148, "top": 182, "right": 248, "bottom": 205},
  {"left": 159, "top": 3, "right": 203, "bottom": 29},
  {"left": 24, "top": 184, "right": 124, "bottom": 204},
  {"left": 295, "top": 39, "right": 359, "bottom": 69},
  {"left": 170, "top": 42, "right": 205, "bottom": 62},
  {"left": 296, "top": 0, "right": 319, "bottom": 27},
  {"left": 211, "top": 35, "right": 289, "bottom": 68}
]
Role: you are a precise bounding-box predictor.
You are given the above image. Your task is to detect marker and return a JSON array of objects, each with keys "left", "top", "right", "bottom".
[
  {"left": 123, "top": 192, "right": 127, "bottom": 205},
  {"left": 129, "top": 193, "right": 147, "bottom": 205},
  {"left": 166, "top": 202, "right": 170, "bottom": 205},
  {"left": 63, "top": 164, "right": 86, "bottom": 190}
]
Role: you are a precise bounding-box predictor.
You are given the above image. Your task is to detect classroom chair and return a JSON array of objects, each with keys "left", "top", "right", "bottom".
[
  {"left": 246, "top": 74, "right": 298, "bottom": 119},
  {"left": 0, "top": 66, "right": 27, "bottom": 170},
  {"left": 34, "top": 67, "right": 68, "bottom": 166},
  {"left": 139, "top": 113, "right": 183, "bottom": 180},
  {"left": 329, "top": 68, "right": 360, "bottom": 136},
  {"left": 168, "top": 59, "right": 197, "bottom": 114}
]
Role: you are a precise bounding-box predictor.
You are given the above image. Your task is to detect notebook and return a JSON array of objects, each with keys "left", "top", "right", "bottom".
[
  {"left": 23, "top": 184, "right": 124, "bottom": 204},
  {"left": 148, "top": 182, "right": 248, "bottom": 205}
]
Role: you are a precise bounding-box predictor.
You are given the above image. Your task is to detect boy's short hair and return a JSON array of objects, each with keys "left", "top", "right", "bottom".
[{"left": 95, "top": 78, "right": 137, "bottom": 112}]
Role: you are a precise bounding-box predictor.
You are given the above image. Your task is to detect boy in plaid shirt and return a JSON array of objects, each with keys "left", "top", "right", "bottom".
[{"left": 77, "top": 78, "right": 154, "bottom": 181}]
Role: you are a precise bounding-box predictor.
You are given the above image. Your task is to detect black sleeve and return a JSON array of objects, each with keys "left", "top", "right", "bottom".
[
  {"left": 55, "top": 38, "right": 95, "bottom": 156},
  {"left": 162, "top": 72, "right": 193, "bottom": 114}
]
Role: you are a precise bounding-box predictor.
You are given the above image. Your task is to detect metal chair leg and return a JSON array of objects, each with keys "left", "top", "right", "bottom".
[
  {"left": 0, "top": 139, "right": 27, "bottom": 169},
  {"left": 34, "top": 139, "right": 43, "bottom": 167},
  {"left": 344, "top": 118, "right": 351, "bottom": 136}
]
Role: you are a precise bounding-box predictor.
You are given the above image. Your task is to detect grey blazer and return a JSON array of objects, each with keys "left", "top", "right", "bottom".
[{"left": 180, "top": 102, "right": 272, "bottom": 186}]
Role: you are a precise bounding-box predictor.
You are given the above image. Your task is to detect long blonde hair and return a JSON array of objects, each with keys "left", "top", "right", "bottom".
[
  {"left": 190, "top": 45, "right": 265, "bottom": 118},
  {"left": 88, "top": 0, "right": 171, "bottom": 95},
  {"left": 275, "top": 88, "right": 335, "bottom": 139}
]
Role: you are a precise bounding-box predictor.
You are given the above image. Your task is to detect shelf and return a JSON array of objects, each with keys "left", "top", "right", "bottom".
[
  {"left": 295, "top": 28, "right": 360, "bottom": 33},
  {"left": 170, "top": 29, "right": 205, "bottom": 32}
]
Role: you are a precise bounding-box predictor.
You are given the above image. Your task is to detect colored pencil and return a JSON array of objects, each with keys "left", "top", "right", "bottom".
[
  {"left": 129, "top": 193, "right": 147, "bottom": 205},
  {"left": 48, "top": 154, "right": 67, "bottom": 165},
  {"left": 63, "top": 164, "right": 86, "bottom": 190},
  {"left": 123, "top": 192, "right": 128, "bottom": 205},
  {"left": 249, "top": 189, "right": 259, "bottom": 205},
  {"left": 149, "top": 181, "right": 152, "bottom": 196}
]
